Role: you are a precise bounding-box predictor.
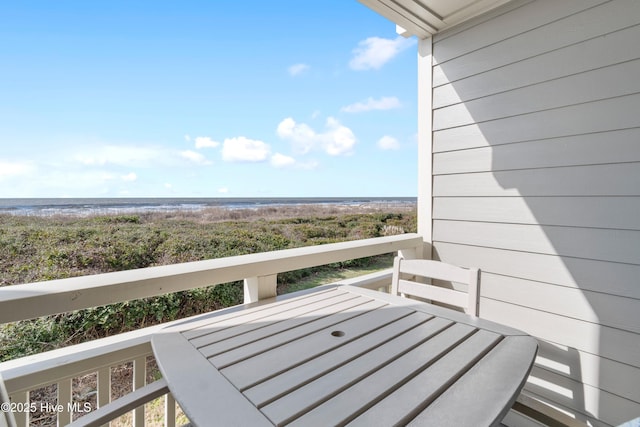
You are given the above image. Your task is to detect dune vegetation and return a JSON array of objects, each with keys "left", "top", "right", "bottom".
[{"left": 0, "top": 204, "right": 416, "bottom": 362}]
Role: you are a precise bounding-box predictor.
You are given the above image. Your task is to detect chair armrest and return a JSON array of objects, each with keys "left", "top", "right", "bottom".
[{"left": 68, "top": 378, "right": 170, "bottom": 427}]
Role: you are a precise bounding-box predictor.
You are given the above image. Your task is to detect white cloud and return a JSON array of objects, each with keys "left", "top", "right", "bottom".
[
  {"left": 180, "top": 150, "right": 212, "bottom": 165},
  {"left": 341, "top": 96, "right": 401, "bottom": 113},
  {"left": 194, "top": 136, "right": 220, "bottom": 149},
  {"left": 222, "top": 137, "right": 271, "bottom": 162},
  {"left": 323, "top": 117, "right": 357, "bottom": 156},
  {"left": 349, "top": 36, "right": 415, "bottom": 70},
  {"left": 218, "top": 187, "right": 229, "bottom": 194},
  {"left": 288, "top": 63, "right": 310, "bottom": 76},
  {"left": 184, "top": 134, "right": 191, "bottom": 142},
  {"left": 276, "top": 118, "right": 316, "bottom": 154},
  {"left": 270, "top": 153, "right": 296, "bottom": 168},
  {"left": 277, "top": 117, "right": 357, "bottom": 156},
  {"left": 121, "top": 172, "right": 138, "bottom": 182},
  {"left": 378, "top": 135, "right": 400, "bottom": 150}
]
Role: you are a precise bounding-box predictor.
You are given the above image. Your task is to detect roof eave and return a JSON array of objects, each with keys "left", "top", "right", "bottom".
[{"left": 358, "top": 0, "right": 516, "bottom": 38}]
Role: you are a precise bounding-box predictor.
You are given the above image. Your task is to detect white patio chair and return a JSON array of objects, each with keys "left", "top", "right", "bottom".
[
  {"left": 67, "top": 378, "right": 169, "bottom": 427},
  {"left": 391, "top": 256, "right": 480, "bottom": 316},
  {"left": 0, "top": 372, "right": 170, "bottom": 427}
]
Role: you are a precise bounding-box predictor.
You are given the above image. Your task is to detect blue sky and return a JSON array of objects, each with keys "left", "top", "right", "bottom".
[{"left": 0, "top": 1, "right": 417, "bottom": 198}]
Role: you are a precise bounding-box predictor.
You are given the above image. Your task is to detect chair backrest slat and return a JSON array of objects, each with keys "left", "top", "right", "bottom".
[{"left": 391, "top": 257, "right": 480, "bottom": 316}]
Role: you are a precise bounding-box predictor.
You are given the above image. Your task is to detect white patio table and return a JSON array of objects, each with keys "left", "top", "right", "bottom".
[{"left": 152, "top": 285, "right": 537, "bottom": 427}]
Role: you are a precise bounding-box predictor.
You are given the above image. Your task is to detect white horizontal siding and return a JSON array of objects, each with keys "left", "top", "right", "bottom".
[
  {"left": 433, "top": 220, "right": 640, "bottom": 264},
  {"left": 434, "top": 59, "right": 640, "bottom": 131},
  {"left": 433, "top": 93, "right": 640, "bottom": 152},
  {"left": 434, "top": 23, "right": 640, "bottom": 109},
  {"left": 429, "top": 0, "right": 640, "bottom": 424},
  {"left": 434, "top": 242, "right": 640, "bottom": 300},
  {"left": 480, "top": 298, "right": 639, "bottom": 369},
  {"left": 480, "top": 273, "right": 640, "bottom": 335},
  {"left": 433, "top": 0, "right": 638, "bottom": 85},
  {"left": 434, "top": 163, "right": 640, "bottom": 197},
  {"left": 433, "top": 129, "right": 640, "bottom": 174},
  {"left": 433, "top": 197, "right": 640, "bottom": 230}
]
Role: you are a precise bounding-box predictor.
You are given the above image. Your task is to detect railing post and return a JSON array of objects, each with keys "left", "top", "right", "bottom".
[
  {"left": 0, "top": 234, "right": 423, "bottom": 323},
  {"left": 58, "top": 378, "right": 72, "bottom": 426},
  {"left": 399, "top": 241, "right": 426, "bottom": 260},
  {"left": 0, "top": 234, "right": 426, "bottom": 426},
  {"left": 243, "top": 274, "right": 277, "bottom": 304}
]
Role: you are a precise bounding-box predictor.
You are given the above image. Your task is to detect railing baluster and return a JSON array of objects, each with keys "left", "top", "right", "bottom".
[
  {"left": 58, "top": 378, "right": 72, "bottom": 426},
  {"left": 0, "top": 235, "right": 423, "bottom": 426},
  {"left": 165, "top": 393, "right": 176, "bottom": 427},
  {"left": 12, "top": 391, "right": 28, "bottom": 427},
  {"left": 97, "top": 367, "right": 110, "bottom": 427},
  {"left": 133, "top": 357, "right": 146, "bottom": 427}
]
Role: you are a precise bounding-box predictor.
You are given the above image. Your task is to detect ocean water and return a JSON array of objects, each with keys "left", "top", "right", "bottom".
[{"left": 0, "top": 197, "right": 416, "bottom": 217}]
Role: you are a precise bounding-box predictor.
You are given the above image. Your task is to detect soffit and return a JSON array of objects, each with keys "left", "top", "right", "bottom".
[{"left": 358, "top": 0, "right": 515, "bottom": 38}]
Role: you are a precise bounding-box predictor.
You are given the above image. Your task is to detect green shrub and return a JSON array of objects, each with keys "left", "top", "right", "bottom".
[
  {"left": 94, "top": 215, "right": 141, "bottom": 224},
  {"left": 0, "top": 208, "right": 416, "bottom": 362},
  {"left": 0, "top": 318, "right": 66, "bottom": 361}
]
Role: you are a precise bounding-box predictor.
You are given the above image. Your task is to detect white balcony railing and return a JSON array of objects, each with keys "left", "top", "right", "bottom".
[{"left": 0, "top": 234, "right": 424, "bottom": 426}]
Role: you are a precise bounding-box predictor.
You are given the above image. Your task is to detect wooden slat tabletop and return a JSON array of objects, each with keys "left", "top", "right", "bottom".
[{"left": 152, "top": 285, "right": 537, "bottom": 427}]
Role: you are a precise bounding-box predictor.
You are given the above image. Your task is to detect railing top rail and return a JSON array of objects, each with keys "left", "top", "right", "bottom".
[{"left": 0, "top": 234, "right": 423, "bottom": 323}]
